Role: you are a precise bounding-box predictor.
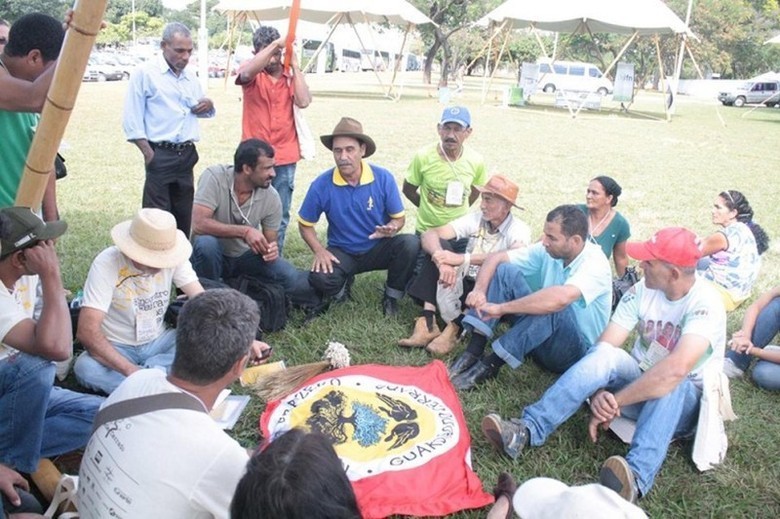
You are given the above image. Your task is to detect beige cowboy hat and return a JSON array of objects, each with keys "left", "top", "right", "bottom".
[
  {"left": 111, "top": 208, "right": 192, "bottom": 269},
  {"left": 476, "top": 174, "right": 524, "bottom": 210},
  {"left": 320, "top": 117, "right": 377, "bottom": 157}
]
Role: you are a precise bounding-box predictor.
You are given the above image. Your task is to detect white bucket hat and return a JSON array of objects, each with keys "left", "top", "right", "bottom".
[
  {"left": 110, "top": 208, "right": 192, "bottom": 269},
  {"left": 513, "top": 478, "right": 647, "bottom": 519}
]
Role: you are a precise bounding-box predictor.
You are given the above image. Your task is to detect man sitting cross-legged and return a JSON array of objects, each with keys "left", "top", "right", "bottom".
[
  {"left": 449, "top": 204, "right": 612, "bottom": 391},
  {"left": 74, "top": 208, "right": 204, "bottom": 394},
  {"left": 481, "top": 228, "right": 727, "bottom": 504}
]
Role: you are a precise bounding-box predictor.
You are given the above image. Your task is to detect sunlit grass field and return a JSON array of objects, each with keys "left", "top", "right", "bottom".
[{"left": 57, "top": 71, "right": 780, "bottom": 517}]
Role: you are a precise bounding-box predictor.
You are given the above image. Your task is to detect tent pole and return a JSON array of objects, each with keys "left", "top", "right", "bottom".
[
  {"left": 655, "top": 36, "right": 671, "bottom": 122},
  {"left": 585, "top": 25, "right": 608, "bottom": 71},
  {"left": 485, "top": 25, "right": 511, "bottom": 102},
  {"left": 602, "top": 31, "right": 637, "bottom": 79},
  {"left": 388, "top": 22, "right": 412, "bottom": 100},
  {"left": 481, "top": 23, "right": 496, "bottom": 104},
  {"left": 223, "top": 12, "right": 241, "bottom": 90},
  {"left": 345, "top": 13, "right": 388, "bottom": 95},
  {"left": 302, "top": 13, "right": 343, "bottom": 74},
  {"left": 670, "top": 0, "right": 694, "bottom": 114},
  {"left": 532, "top": 25, "right": 549, "bottom": 59},
  {"left": 468, "top": 20, "right": 505, "bottom": 71}
]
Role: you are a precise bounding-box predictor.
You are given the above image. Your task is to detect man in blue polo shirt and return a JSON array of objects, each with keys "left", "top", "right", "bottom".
[
  {"left": 298, "top": 117, "right": 419, "bottom": 316},
  {"left": 449, "top": 205, "right": 612, "bottom": 390}
]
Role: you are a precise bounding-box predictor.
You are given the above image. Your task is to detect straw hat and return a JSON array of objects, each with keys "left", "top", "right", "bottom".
[
  {"left": 320, "top": 117, "right": 376, "bottom": 157},
  {"left": 110, "top": 208, "right": 192, "bottom": 269},
  {"left": 476, "top": 175, "right": 524, "bottom": 209}
]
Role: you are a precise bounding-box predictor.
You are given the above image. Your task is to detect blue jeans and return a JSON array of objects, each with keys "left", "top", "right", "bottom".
[
  {"left": 73, "top": 328, "right": 177, "bottom": 394},
  {"left": 462, "top": 263, "right": 589, "bottom": 373},
  {"left": 272, "top": 163, "right": 296, "bottom": 256},
  {"left": 0, "top": 353, "right": 103, "bottom": 473},
  {"left": 191, "top": 235, "right": 320, "bottom": 308},
  {"left": 726, "top": 296, "right": 780, "bottom": 387},
  {"left": 521, "top": 343, "right": 701, "bottom": 496}
]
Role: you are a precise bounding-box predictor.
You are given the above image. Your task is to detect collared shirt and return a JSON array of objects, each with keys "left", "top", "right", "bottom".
[
  {"left": 193, "top": 164, "right": 282, "bottom": 258},
  {"left": 506, "top": 241, "right": 612, "bottom": 344},
  {"left": 0, "top": 275, "right": 38, "bottom": 360},
  {"left": 298, "top": 161, "right": 405, "bottom": 255},
  {"left": 123, "top": 54, "right": 214, "bottom": 144},
  {"left": 238, "top": 69, "right": 300, "bottom": 165}
]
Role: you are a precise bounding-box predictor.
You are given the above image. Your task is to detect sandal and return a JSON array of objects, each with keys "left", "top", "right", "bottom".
[{"left": 492, "top": 472, "right": 517, "bottom": 519}]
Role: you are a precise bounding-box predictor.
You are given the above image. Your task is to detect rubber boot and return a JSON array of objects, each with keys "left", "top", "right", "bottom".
[
  {"left": 426, "top": 321, "right": 461, "bottom": 355},
  {"left": 398, "top": 317, "right": 441, "bottom": 348}
]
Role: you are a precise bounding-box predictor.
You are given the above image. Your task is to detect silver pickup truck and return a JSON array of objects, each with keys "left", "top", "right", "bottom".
[{"left": 718, "top": 80, "right": 780, "bottom": 107}]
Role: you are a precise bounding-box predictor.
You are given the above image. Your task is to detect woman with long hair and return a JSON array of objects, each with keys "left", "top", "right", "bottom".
[{"left": 698, "top": 189, "right": 768, "bottom": 311}]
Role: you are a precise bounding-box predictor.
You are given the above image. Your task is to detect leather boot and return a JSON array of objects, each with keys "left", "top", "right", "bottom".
[
  {"left": 398, "top": 317, "right": 440, "bottom": 348},
  {"left": 426, "top": 321, "right": 460, "bottom": 355}
]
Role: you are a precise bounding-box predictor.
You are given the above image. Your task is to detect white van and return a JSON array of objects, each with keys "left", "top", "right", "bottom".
[{"left": 536, "top": 59, "right": 613, "bottom": 95}]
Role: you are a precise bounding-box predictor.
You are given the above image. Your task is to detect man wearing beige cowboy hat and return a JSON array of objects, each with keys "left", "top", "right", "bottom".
[
  {"left": 298, "top": 117, "right": 419, "bottom": 316},
  {"left": 400, "top": 175, "right": 531, "bottom": 354},
  {"left": 0, "top": 207, "right": 103, "bottom": 486},
  {"left": 74, "top": 208, "right": 205, "bottom": 394}
]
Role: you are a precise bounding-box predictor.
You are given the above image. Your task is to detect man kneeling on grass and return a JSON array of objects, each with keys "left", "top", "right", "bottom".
[{"left": 481, "top": 228, "right": 727, "bottom": 504}]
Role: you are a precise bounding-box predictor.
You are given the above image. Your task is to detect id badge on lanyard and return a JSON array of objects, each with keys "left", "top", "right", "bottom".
[
  {"left": 136, "top": 312, "right": 158, "bottom": 343},
  {"left": 445, "top": 181, "right": 464, "bottom": 206}
]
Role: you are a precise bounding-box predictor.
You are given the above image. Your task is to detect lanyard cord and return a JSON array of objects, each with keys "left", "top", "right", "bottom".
[{"left": 230, "top": 179, "right": 255, "bottom": 226}]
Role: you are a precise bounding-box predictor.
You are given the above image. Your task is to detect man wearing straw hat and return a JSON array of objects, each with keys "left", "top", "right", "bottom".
[
  {"left": 123, "top": 22, "right": 214, "bottom": 238},
  {"left": 399, "top": 175, "right": 531, "bottom": 354},
  {"left": 0, "top": 13, "right": 65, "bottom": 221},
  {"left": 0, "top": 207, "right": 102, "bottom": 485},
  {"left": 74, "top": 208, "right": 205, "bottom": 394},
  {"left": 298, "top": 117, "right": 419, "bottom": 316}
]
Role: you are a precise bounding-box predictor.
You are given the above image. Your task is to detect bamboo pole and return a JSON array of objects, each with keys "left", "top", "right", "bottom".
[{"left": 15, "top": 0, "right": 108, "bottom": 209}]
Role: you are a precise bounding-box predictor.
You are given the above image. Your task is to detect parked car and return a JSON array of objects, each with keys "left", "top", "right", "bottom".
[
  {"left": 89, "top": 56, "right": 125, "bottom": 81},
  {"left": 82, "top": 65, "right": 98, "bottom": 82},
  {"left": 535, "top": 59, "right": 613, "bottom": 95},
  {"left": 718, "top": 80, "right": 780, "bottom": 107}
]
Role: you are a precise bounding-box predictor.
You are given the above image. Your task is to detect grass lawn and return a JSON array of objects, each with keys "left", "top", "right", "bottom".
[{"left": 56, "top": 71, "right": 780, "bottom": 517}]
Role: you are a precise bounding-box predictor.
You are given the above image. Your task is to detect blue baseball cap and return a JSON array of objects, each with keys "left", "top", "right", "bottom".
[{"left": 440, "top": 106, "right": 471, "bottom": 128}]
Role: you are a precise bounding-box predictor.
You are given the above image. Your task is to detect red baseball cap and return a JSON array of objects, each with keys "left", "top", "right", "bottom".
[{"left": 625, "top": 227, "right": 702, "bottom": 267}]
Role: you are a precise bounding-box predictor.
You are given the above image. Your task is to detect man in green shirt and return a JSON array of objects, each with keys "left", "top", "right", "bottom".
[{"left": 0, "top": 13, "right": 64, "bottom": 221}]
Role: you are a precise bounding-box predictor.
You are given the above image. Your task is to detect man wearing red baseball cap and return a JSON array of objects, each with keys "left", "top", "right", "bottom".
[{"left": 481, "top": 227, "right": 728, "bottom": 504}]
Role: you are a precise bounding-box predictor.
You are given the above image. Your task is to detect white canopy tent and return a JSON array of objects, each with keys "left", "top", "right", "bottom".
[
  {"left": 476, "top": 0, "right": 693, "bottom": 118},
  {"left": 213, "top": 0, "right": 433, "bottom": 98},
  {"left": 767, "top": 34, "right": 780, "bottom": 44}
]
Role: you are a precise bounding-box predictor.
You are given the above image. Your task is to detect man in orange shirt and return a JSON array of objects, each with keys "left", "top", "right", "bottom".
[{"left": 236, "top": 26, "right": 312, "bottom": 255}]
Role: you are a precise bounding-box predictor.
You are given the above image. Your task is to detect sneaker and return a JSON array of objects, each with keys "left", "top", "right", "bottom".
[
  {"left": 481, "top": 413, "right": 529, "bottom": 460},
  {"left": 599, "top": 455, "right": 639, "bottom": 504},
  {"left": 722, "top": 358, "right": 745, "bottom": 379}
]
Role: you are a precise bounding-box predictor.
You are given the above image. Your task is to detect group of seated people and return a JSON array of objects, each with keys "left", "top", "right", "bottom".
[{"left": 0, "top": 93, "right": 776, "bottom": 515}]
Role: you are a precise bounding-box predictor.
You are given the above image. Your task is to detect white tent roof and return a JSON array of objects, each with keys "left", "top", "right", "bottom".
[
  {"left": 478, "top": 0, "right": 688, "bottom": 35},
  {"left": 214, "top": 0, "right": 433, "bottom": 26},
  {"left": 766, "top": 34, "right": 780, "bottom": 44}
]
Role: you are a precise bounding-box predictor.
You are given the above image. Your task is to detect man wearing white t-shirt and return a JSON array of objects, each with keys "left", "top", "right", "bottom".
[
  {"left": 480, "top": 227, "right": 727, "bottom": 504},
  {"left": 74, "top": 208, "right": 204, "bottom": 394},
  {"left": 78, "top": 288, "right": 258, "bottom": 519},
  {"left": 0, "top": 207, "right": 102, "bottom": 482}
]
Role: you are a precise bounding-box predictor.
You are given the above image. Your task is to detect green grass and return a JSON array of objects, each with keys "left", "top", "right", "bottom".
[{"left": 58, "top": 72, "right": 780, "bottom": 517}]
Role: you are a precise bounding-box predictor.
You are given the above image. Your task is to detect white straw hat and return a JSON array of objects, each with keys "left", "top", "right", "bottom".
[
  {"left": 110, "top": 208, "right": 192, "bottom": 269},
  {"left": 513, "top": 478, "right": 647, "bottom": 519}
]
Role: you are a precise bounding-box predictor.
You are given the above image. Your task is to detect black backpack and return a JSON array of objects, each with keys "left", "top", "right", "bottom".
[
  {"left": 226, "top": 275, "right": 289, "bottom": 334},
  {"left": 164, "top": 276, "right": 288, "bottom": 337}
]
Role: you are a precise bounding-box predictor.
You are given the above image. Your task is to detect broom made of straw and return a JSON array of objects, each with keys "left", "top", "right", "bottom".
[{"left": 253, "top": 342, "right": 350, "bottom": 401}]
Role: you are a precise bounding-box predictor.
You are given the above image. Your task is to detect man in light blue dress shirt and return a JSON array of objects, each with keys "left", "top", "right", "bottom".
[{"left": 123, "top": 22, "right": 214, "bottom": 238}]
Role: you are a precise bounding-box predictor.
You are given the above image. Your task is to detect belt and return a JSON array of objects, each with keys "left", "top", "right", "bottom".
[{"left": 150, "top": 140, "right": 194, "bottom": 151}]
